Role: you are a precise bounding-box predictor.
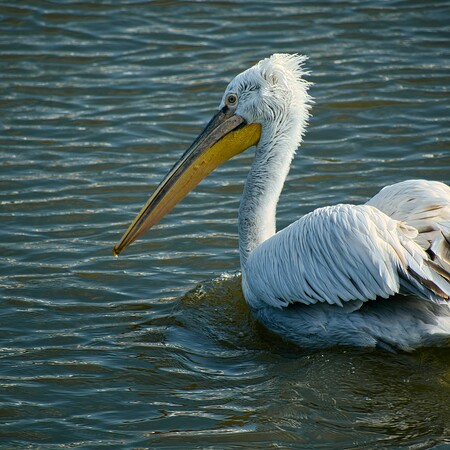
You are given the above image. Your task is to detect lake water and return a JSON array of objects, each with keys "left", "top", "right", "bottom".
[{"left": 1, "top": 0, "right": 449, "bottom": 448}]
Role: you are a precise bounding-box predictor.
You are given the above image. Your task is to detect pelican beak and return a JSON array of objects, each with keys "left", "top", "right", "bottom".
[{"left": 113, "top": 108, "right": 261, "bottom": 256}]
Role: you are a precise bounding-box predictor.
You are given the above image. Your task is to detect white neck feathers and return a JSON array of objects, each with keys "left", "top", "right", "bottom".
[{"left": 238, "top": 118, "right": 305, "bottom": 270}]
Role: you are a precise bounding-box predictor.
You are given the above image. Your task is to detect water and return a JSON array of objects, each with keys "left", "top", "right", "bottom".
[{"left": 1, "top": 0, "right": 449, "bottom": 448}]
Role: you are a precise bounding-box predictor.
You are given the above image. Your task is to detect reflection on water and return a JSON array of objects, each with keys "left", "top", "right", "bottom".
[{"left": 1, "top": 0, "right": 449, "bottom": 448}]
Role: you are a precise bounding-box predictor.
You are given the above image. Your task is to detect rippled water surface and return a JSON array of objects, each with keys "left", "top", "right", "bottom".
[{"left": 1, "top": 1, "right": 450, "bottom": 448}]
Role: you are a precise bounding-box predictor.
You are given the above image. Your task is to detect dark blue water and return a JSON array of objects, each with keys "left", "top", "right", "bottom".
[{"left": 1, "top": 1, "right": 449, "bottom": 448}]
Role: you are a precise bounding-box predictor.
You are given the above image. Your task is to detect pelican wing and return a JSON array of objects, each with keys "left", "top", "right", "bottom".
[
  {"left": 366, "top": 179, "right": 450, "bottom": 272},
  {"left": 244, "top": 204, "right": 450, "bottom": 310}
]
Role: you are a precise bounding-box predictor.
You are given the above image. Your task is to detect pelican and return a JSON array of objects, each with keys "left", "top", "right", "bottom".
[{"left": 114, "top": 54, "right": 450, "bottom": 351}]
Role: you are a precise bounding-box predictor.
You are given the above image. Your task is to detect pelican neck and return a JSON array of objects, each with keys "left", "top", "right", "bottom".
[{"left": 237, "top": 125, "right": 298, "bottom": 271}]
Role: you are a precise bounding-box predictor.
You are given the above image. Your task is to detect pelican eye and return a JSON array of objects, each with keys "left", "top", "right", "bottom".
[{"left": 226, "top": 93, "right": 238, "bottom": 106}]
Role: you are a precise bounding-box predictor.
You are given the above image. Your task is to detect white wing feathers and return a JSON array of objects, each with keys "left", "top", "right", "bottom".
[
  {"left": 244, "top": 203, "right": 450, "bottom": 310},
  {"left": 367, "top": 179, "right": 450, "bottom": 285},
  {"left": 430, "top": 224, "right": 450, "bottom": 274},
  {"left": 366, "top": 180, "right": 450, "bottom": 250}
]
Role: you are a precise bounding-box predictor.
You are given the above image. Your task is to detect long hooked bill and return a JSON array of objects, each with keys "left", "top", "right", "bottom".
[{"left": 113, "top": 108, "right": 261, "bottom": 256}]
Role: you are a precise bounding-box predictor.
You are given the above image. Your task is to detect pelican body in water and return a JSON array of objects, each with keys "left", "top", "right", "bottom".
[{"left": 114, "top": 54, "right": 450, "bottom": 351}]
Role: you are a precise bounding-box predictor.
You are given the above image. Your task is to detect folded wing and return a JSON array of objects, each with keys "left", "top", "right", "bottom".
[{"left": 244, "top": 203, "right": 450, "bottom": 310}]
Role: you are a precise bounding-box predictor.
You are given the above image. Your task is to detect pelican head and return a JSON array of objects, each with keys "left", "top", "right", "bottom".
[
  {"left": 114, "top": 53, "right": 311, "bottom": 255},
  {"left": 221, "top": 53, "right": 311, "bottom": 141}
]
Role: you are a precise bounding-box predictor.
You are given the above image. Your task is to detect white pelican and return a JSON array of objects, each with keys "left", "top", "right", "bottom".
[{"left": 114, "top": 54, "right": 450, "bottom": 351}]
